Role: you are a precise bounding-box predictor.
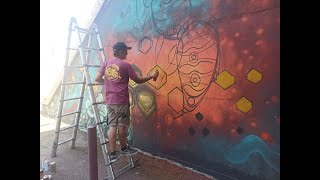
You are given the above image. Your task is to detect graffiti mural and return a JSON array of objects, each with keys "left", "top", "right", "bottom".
[
  {"left": 45, "top": 0, "right": 280, "bottom": 179},
  {"left": 98, "top": 0, "right": 280, "bottom": 179}
]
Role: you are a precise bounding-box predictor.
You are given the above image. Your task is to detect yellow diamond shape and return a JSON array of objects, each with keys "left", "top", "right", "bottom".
[
  {"left": 147, "top": 65, "right": 167, "bottom": 90},
  {"left": 236, "top": 97, "right": 252, "bottom": 113},
  {"left": 247, "top": 69, "right": 262, "bottom": 83},
  {"left": 215, "top": 70, "right": 235, "bottom": 90}
]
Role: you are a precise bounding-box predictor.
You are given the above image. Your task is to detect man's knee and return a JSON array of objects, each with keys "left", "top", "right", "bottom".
[
  {"left": 118, "top": 126, "right": 127, "bottom": 135},
  {"left": 108, "top": 126, "right": 117, "bottom": 139}
]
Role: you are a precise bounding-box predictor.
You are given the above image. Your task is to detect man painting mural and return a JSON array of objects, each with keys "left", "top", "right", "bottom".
[{"left": 95, "top": 42, "right": 159, "bottom": 162}]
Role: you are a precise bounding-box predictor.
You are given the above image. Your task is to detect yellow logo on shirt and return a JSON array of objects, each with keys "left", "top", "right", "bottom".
[{"left": 105, "top": 64, "right": 121, "bottom": 81}]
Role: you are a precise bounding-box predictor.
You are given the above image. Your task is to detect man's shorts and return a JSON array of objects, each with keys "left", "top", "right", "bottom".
[{"left": 106, "top": 104, "right": 130, "bottom": 126}]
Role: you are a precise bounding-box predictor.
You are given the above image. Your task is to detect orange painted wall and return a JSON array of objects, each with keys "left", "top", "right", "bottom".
[{"left": 46, "top": 0, "right": 280, "bottom": 179}]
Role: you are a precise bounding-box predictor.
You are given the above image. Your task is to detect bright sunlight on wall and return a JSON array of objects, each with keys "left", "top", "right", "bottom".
[{"left": 40, "top": 0, "right": 101, "bottom": 102}]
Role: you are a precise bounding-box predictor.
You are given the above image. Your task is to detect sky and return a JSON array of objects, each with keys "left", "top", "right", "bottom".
[{"left": 40, "top": 0, "right": 98, "bottom": 101}]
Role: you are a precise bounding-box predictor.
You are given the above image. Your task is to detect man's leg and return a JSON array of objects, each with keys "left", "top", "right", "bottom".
[
  {"left": 118, "top": 125, "right": 137, "bottom": 154},
  {"left": 108, "top": 125, "right": 117, "bottom": 153},
  {"left": 118, "top": 125, "right": 127, "bottom": 149},
  {"left": 117, "top": 105, "right": 138, "bottom": 154},
  {"left": 106, "top": 105, "right": 119, "bottom": 162}
]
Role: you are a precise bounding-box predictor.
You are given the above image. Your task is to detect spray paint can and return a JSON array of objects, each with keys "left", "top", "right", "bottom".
[
  {"left": 42, "top": 175, "right": 51, "bottom": 180},
  {"left": 153, "top": 76, "right": 158, "bottom": 81},
  {"left": 50, "top": 161, "right": 56, "bottom": 174},
  {"left": 40, "top": 169, "right": 44, "bottom": 179},
  {"left": 153, "top": 70, "right": 159, "bottom": 81},
  {"left": 43, "top": 158, "right": 49, "bottom": 172},
  {"left": 41, "top": 157, "right": 45, "bottom": 168}
]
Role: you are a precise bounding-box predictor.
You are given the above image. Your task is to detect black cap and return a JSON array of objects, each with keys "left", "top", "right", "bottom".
[{"left": 113, "top": 42, "right": 132, "bottom": 52}]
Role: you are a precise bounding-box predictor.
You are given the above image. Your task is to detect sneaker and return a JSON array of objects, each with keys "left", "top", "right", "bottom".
[
  {"left": 109, "top": 153, "right": 118, "bottom": 163},
  {"left": 121, "top": 146, "right": 138, "bottom": 155}
]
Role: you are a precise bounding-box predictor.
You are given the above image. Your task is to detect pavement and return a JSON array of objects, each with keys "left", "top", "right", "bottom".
[{"left": 40, "top": 114, "right": 215, "bottom": 180}]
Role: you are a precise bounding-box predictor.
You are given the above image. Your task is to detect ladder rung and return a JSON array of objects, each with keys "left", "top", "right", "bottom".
[
  {"left": 67, "top": 47, "right": 91, "bottom": 52},
  {"left": 57, "top": 125, "right": 77, "bottom": 132},
  {"left": 67, "top": 48, "right": 79, "bottom": 51},
  {"left": 87, "top": 83, "right": 103, "bottom": 86},
  {"left": 83, "top": 64, "right": 101, "bottom": 68},
  {"left": 79, "top": 45, "right": 102, "bottom": 51},
  {"left": 58, "top": 111, "right": 80, "bottom": 118},
  {"left": 62, "top": 82, "right": 85, "bottom": 85},
  {"left": 74, "top": 27, "right": 96, "bottom": 34},
  {"left": 65, "top": 65, "right": 101, "bottom": 69},
  {"left": 104, "top": 162, "right": 113, "bottom": 167},
  {"left": 92, "top": 101, "right": 105, "bottom": 105},
  {"left": 60, "top": 97, "right": 83, "bottom": 102},
  {"left": 114, "top": 163, "right": 132, "bottom": 177},
  {"left": 58, "top": 138, "right": 74, "bottom": 145},
  {"left": 96, "top": 120, "right": 107, "bottom": 125},
  {"left": 65, "top": 65, "right": 83, "bottom": 68},
  {"left": 100, "top": 139, "right": 109, "bottom": 146}
]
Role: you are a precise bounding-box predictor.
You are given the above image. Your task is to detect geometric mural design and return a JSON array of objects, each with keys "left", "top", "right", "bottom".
[
  {"left": 147, "top": 65, "right": 167, "bottom": 90},
  {"left": 214, "top": 70, "right": 236, "bottom": 90},
  {"left": 247, "top": 68, "right": 262, "bottom": 83},
  {"left": 195, "top": 112, "right": 203, "bottom": 121},
  {"left": 236, "top": 96, "right": 253, "bottom": 113},
  {"left": 136, "top": 84, "right": 156, "bottom": 118},
  {"left": 168, "top": 87, "right": 183, "bottom": 113},
  {"left": 176, "top": 19, "right": 220, "bottom": 115},
  {"left": 138, "top": 36, "right": 153, "bottom": 54},
  {"left": 43, "top": 0, "right": 280, "bottom": 179}
]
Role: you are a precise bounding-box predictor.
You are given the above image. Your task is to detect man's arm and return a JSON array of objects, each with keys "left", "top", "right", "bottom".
[
  {"left": 131, "top": 75, "right": 153, "bottom": 84},
  {"left": 95, "top": 72, "right": 104, "bottom": 83},
  {"left": 131, "top": 70, "right": 159, "bottom": 84}
]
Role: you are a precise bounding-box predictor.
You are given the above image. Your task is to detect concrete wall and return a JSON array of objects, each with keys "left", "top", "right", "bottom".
[{"left": 44, "top": 0, "right": 280, "bottom": 179}]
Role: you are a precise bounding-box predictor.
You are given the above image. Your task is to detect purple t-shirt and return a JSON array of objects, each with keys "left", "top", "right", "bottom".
[{"left": 99, "top": 58, "right": 138, "bottom": 105}]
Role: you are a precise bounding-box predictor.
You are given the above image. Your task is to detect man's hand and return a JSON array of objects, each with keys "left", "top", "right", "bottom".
[
  {"left": 132, "top": 70, "right": 159, "bottom": 84},
  {"left": 95, "top": 72, "right": 104, "bottom": 83},
  {"left": 151, "top": 70, "right": 159, "bottom": 81}
]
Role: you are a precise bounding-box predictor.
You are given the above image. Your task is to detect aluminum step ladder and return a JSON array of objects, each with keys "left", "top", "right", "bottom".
[{"left": 51, "top": 17, "right": 134, "bottom": 180}]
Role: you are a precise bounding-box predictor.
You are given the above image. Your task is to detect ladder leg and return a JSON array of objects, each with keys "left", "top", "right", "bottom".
[
  {"left": 90, "top": 93, "right": 115, "bottom": 179},
  {"left": 51, "top": 105, "right": 64, "bottom": 158},
  {"left": 76, "top": 26, "right": 115, "bottom": 176},
  {"left": 54, "top": 20, "right": 135, "bottom": 179},
  {"left": 127, "top": 154, "right": 135, "bottom": 168},
  {"left": 51, "top": 19, "right": 74, "bottom": 158},
  {"left": 70, "top": 73, "right": 86, "bottom": 148},
  {"left": 71, "top": 30, "right": 94, "bottom": 148},
  {"left": 94, "top": 25, "right": 107, "bottom": 62}
]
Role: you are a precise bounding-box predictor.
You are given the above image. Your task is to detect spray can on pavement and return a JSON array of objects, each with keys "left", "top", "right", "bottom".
[
  {"left": 40, "top": 169, "right": 44, "bottom": 179},
  {"left": 42, "top": 157, "right": 49, "bottom": 172},
  {"left": 50, "top": 161, "right": 56, "bottom": 174}
]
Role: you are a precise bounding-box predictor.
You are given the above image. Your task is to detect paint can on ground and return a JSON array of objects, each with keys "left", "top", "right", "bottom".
[
  {"left": 42, "top": 175, "right": 52, "bottom": 180},
  {"left": 40, "top": 169, "right": 44, "bottom": 179},
  {"left": 42, "top": 157, "right": 50, "bottom": 171},
  {"left": 50, "top": 161, "right": 56, "bottom": 174},
  {"left": 43, "top": 159, "right": 49, "bottom": 172}
]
